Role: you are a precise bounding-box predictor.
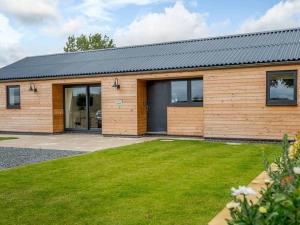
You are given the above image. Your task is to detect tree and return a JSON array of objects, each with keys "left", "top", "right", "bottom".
[{"left": 64, "top": 33, "right": 115, "bottom": 52}]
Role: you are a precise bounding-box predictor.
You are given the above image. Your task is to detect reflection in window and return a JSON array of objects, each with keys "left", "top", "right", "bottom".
[
  {"left": 191, "top": 80, "right": 203, "bottom": 102},
  {"left": 7, "top": 86, "right": 20, "bottom": 109},
  {"left": 89, "top": 86, "right": 101, "bottom": 129},
  {"left": 65, "top": 87, "right": 87, "bottom": 129},
  {"left": 171, "top": 80, "right": 188, "bottom": 103},
  {"left": 270, "top": 75, "right": 294, "bottom": 100},
  {"left": 267, "top": 71, "right": 297, "bottom": 105}
]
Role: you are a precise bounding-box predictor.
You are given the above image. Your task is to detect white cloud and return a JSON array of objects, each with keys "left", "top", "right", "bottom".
[
  {"left": 0, "top": 0, "right": 60, "bottom": 24},
  {"left": 41, "top": 0, "right": 168, "bottom": 39},
  {"left": 42, "top": 17, "right": 84, "bottom": 36},
  {"left": 41, "top": 16, "right": 112, "bottom": 40},
  {"left": 78, "top": 0, "right": 170, "bottom": 21},
  {"left": 0, "top": 14, "right": 24, "bottom": 67},
  {"left": 114, "top": 2, "right": 211, "bottom": 46},
  {"left": 239, "top": 0, "right": 300, "bottom": 33}
]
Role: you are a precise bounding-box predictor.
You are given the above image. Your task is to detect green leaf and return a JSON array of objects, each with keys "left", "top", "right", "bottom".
[{"left": 64, "top": 33, "right": 115, "bottom": 52}]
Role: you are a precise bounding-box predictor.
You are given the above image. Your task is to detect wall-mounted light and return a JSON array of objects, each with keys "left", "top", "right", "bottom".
[
  {"left": 29, "top": 83, "right": 37, "bottom": 92},
  {"left": 112, "top": 78, "right": 120, "bottom": 89}
]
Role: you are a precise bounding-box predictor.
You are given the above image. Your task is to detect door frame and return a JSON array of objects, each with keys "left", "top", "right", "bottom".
[{"left": 63, "top": 83, "right": 101, "bottom": 133}]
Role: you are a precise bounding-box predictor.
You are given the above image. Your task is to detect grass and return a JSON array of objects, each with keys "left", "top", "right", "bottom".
[
  {"left": 0, "top": 137, "right": 17, "bottom": 141},
  {"left": 0, "top": 140, "right": 280, "bottom": 225}
]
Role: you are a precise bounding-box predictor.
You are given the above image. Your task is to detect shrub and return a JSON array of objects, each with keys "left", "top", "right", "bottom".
[{"left": 227, "top": 134, "right": 300, "bottom": 225}]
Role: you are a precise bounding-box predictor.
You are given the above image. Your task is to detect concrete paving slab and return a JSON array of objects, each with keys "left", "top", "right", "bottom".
[{"left": 0, "top": 134, "right": 155, "bottom": 152}]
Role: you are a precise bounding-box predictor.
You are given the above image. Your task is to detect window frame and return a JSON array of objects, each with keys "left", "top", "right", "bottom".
[
  {"left": 6, "top": 85, "right": 21, "bottom": 109},
  {"left": 169, "top": 78, "right": 203, "bottom": 107},
  {"left": 170, "top": 79, "right": 188, "bottom": 104},
  {"left": 266, "top": 70, "right": 297, "bottom": 106}
]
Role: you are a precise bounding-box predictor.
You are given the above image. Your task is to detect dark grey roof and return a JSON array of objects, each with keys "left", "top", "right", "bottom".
[{"left": 1, "top": 27, "right": 300, "bottom": 81}]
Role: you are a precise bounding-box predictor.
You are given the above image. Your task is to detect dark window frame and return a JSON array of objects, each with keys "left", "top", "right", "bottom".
[
  {"left": 170, "top": 79, "right": 188, "bottom": 104},
  {"left": 169, "top": 78, "right": 203, "bottom": 107},
  {"left": 63, "top": 83, "right": 102, "bottom": 132},
  {"left": 266, "top": 70, "right": 297, "bottom": 106},
  {"left": 6, "top": 85, "right": 21, "bottom": 109}
]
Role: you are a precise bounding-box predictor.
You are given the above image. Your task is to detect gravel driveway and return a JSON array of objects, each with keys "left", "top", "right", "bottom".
[{"left": 0, "top": 147, "right": 85, "bottom": 169}]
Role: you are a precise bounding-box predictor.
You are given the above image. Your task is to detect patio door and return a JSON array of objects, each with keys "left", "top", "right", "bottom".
[{"left": 64, "top": 85, "right": 101, "bottom": 132}]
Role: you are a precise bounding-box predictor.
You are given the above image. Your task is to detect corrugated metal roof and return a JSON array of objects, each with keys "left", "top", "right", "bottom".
[{"left": 1, "top": 27, "right": 300, "bottom": 80}]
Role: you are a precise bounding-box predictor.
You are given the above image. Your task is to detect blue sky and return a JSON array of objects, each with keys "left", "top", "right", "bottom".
[{"left": 0, "top": 0, "right": 299, "bottom": 67}]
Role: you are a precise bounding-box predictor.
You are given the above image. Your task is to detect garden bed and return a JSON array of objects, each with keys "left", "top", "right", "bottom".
[
  {"left": 209, "top": 171, "right": 269, "bottom": 225},
  {"left": 224, "top": 135, "right": 300, "bottom": 225}
]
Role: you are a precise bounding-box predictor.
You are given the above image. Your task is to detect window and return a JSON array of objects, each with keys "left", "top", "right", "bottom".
[
  {"left": 266, "top": 70, "right": 297, "bottom": 106},
  {"left": 191, "top": 80, "right": 203, "bottom": 102},
  {"left": 170, "top": 79, "right": 203, "bottom": 106},
  {"left": 171, "top": 80, "right": 188, "bottom": 103},
  {"left": 7, "top": 85, "right": 20, "bottom": 109}
]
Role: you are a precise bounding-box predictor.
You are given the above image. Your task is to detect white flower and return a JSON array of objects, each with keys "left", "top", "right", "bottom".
[
  {"left": 293, "top": 167, "right": 300, "bottom": 175},
  {"left": 226, "top": 201, "right": 240, "bottom": 209},
  {"left": 231, "top": 186, "right": 257, "bottom": 196}
]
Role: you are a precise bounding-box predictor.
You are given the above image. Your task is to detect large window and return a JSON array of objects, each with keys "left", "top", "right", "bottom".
[
  {"left": 7, "top": 85, "right": 20, "bottom": 109},
  {"left": 64, "top": 85, "right": 101, "bottom": 131},
  {"left": 266, "top": 70, "right": 297, "bottom": 106},
  {"left": 170, "top": 79, "right": 203, "bottom": 106}
]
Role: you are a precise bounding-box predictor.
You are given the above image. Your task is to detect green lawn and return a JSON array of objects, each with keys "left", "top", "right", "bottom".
[
  {"left": 0, "top": 140, "right": 279, "bottom": 225},
  {"left": 0, "top": 137, "right": 17, "bottom": 141}
]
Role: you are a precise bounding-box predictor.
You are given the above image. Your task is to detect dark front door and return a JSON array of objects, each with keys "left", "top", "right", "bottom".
[
  {"left": 147, "top": 81, "right": 169, "bottom": 133},
  {"left": 64, "top": 85, "right": 101, "bottom": 132}
]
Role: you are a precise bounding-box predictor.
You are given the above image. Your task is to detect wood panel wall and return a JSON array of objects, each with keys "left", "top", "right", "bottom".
[
  {"left": 52, "top": 84, "right": 64, "bottom": 133},
  {"left": 0, "top": 81, "right": 53, "bottom": 132},
  {"left": 137, "top": 80, "right": 147, "bottom": 135},
  {"left": 203, "top": 65, "right": 300, "bottom": 140},
  {"left": 101, "top": 77, "right": 138, "bottom": 135},
  {"left": 167, "top": 107, "right": 203, "bottom": 136},
  {"left": 0, "top": 64, "right": 300, "bottom": 140},
  {"left": 51, "top": 76, "right": 139, "bottom": 135}
]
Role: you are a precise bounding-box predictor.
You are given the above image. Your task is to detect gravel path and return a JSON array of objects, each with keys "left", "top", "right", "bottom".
[{"left": 0, "top": 147, "right": 85, "bottom": 169}]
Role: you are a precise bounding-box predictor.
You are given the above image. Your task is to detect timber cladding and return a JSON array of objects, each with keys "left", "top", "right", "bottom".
[
  {"left": 52, "top": 76, "right": 139, "bottom": 135},
  {"left": 167, "top": 107, "right": 203, "bottom": 136},
  {"left": 137, "top": 80, "right": 147, "bottom": 135},
  {"left": 203, "top": 65, "right": 300, "bottom": 140},
  {"left": 0, "top": 63, "right": 300, "bottom": 140},
  {"left": 0, "top": 81, "right": 53, "bottom": 133},
  {"left": 52, "top": 84, "right": 64, "bottom": 133},
  {"left": 101, "top": 77, "right": 138, "bottom": 135}
]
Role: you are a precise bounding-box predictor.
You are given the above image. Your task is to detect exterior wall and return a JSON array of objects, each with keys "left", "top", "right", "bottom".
[
  {"left": 101, "top": 77, "right": 138, "bottom": 135},
  {"left": 203, "top": 65, "right": 300, "bottom": 140},
  {"left": 0, "top": 81, "right": 53, "bottom": 133},
  {"left": 0, "top": 63, "right": 300, "bottom": 140},
  {"left": 137, "top": 80, "right": 147, "bottom": 135},
  {"left": 51, "top": 76, "right": 139, "bottom": 135},
  {"left": 0, "top": 76, "right": 140, "bottom": 135},
  {"left": 167, "top": 107, "right": 203, "bottom": 136},
  {"left": 52, "top": 84, "right": 64, "bottom": 133}
]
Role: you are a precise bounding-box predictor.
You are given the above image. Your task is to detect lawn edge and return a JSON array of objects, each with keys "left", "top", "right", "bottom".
[{"left": 208, "top": 170, "right": 269, "bottom": 225}]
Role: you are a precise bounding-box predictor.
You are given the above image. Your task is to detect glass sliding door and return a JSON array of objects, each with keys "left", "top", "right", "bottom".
[
  {"left": 64, "top": 84, "right": 101, "bottom": 132},
  {"left": 65, "top": 86, "right": 87, "bottom": 130},
  {"left": 89, "top": 86, "right": 101, "bottom": 130}
]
